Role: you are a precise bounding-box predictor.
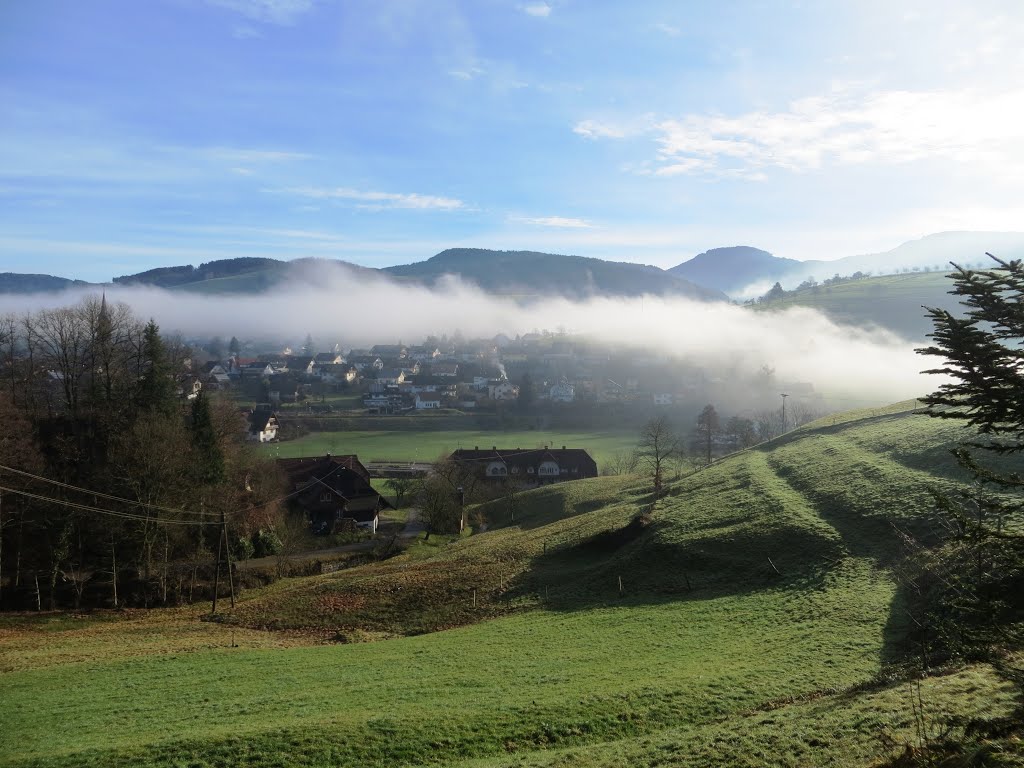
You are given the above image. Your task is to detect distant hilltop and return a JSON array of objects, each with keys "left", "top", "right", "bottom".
[
  {"left": 667, "top": 231, "right": 1024, "bottom": 297},
  {"left": 3, "top": 232, "right": 1024, "bottom": 306},
  {"left": 1, "top": 249, "right": 726, "bottom": 303}
]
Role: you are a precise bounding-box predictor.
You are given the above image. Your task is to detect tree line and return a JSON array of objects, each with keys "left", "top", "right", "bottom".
[{"left": 0, "top": 296, "right": 281, "bottom": 610}]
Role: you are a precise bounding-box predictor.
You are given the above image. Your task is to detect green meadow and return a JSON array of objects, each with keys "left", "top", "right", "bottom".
[
  {"left": 754, "top": 271, "right": 960, "bottom": 339},
  {"left": 266, "top": 428, "right": 637, "bottom": 468},
  {"left": 1, "top": 401, "right": 1018, "bottom": 767}
]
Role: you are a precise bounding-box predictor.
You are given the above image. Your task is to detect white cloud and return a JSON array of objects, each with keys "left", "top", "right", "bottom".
[
  {"left": 577, "top": 86, "right": 1024, "bottom": 179},
  {"left": 522, "top": 3, "right": 551, "bottom": 18},
  {"left": 655, "top": 22, "right": 680, "bottom": 36},
  {"left": 206, "top": 0, "right": 314, "bottom": 25},
  {"left": 280, "top": 186, "right": 466, "bottom": 211},
  {"left": 511, "top": 215, "right": 594, "bottom": 229},
  {"left": 573, "top": 120, "right": 630, "bottom": 140}
]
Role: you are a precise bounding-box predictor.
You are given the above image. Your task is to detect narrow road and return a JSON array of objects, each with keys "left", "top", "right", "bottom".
[{"left": 236, "top": 509, "right": 423, "bottom": 571}]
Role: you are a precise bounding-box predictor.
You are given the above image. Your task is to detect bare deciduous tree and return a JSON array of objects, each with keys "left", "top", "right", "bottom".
[
  {"left": 637, "top": 416, "right": 681, "bottom": 493},
  {"left": 602, "top": 450, "right": 641, "bottom": 477}
]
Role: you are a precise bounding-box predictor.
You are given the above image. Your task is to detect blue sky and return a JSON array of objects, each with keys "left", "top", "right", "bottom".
[{"left": 2, "top": 0, "right": 1023, "bottom": 281}]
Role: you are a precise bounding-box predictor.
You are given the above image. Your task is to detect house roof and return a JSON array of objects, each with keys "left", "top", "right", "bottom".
[
  {"left": 371, "top": 344, "right": 407, "bottom": 356},
  {"left": 277, "top": 454, "right": 372, "bottom": 484},
  {"left": 249, "top": 411, "right": 277, "bottom": 432},
  {"left": 276, "top": 454, "right": 392, "bottom": 515},
  {"left": 450, "top": 447, "right": 598, "bottom": 477}
]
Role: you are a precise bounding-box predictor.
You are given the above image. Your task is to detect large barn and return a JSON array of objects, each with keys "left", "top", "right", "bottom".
[{"left": 449, "top": 447, "right": 598, "bottom": 486}]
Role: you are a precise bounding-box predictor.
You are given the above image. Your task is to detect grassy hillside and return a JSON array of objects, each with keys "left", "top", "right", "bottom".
[
  {"left": 754, "top": 271, "right": 961, "bottom": 340},
  {"left": 1, "top": 401, "right": 1018, "bottom": 767}
]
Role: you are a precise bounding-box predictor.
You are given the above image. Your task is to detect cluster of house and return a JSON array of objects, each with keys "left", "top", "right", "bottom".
[
  {"left": 193, "top": 335, "right": 820, "bottom": 445},
  {"left": 275, "top": 446, "right": 598, "bottom": 535}
]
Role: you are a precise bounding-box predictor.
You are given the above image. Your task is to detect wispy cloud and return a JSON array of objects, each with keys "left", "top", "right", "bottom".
[
  {"left": 655, "top": 22, "right": 680, "bottom": 36},
  {"left": 521, "top": 3, "right": 551, "bottom": 18},
  {"left": 511, "top": 215, "right": 594, "bottom": 229},
  {"left": 448, "top": 66, "right": 485, "bottom": 81},
  {"left": 576, "top": 86, "right": 1024, "bottom": 178},
  {"left": 206, "top": 0, "right": 315, "bottom": 25},
  {"left": 204, "top": 147, "right": 311, "bottom": 164},
  {"left": 573, "top": 119, "right": 632, "bottom": 140},
  {"left": 279, "top": 186, "right": 466, "bottom": 211},
  {"left": 231, "top": 24, "right": 263, "bottom": 39}
]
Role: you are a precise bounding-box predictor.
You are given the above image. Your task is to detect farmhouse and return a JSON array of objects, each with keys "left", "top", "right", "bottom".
[
  {"left": 449, "top": 447, "right": 598, "bottom": 486},
  {"left": 276, "top": 454, "right": 391, "bottom": 534},
  {"left": 247, "top": 410, "right": 279, "bottom": 442}
]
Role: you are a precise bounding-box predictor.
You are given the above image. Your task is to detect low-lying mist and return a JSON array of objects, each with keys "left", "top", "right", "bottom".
[{"left": 2, "top": 264, "right": 935, "bottom": 407}]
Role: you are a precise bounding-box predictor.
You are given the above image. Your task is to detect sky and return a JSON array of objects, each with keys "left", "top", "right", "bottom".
[{"left": 2, "top": 0, "right": 1024, "bottom": 282}]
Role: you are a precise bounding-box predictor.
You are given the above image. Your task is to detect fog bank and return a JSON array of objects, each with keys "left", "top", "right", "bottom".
[{"left": 1, "top": 265, "right": 934, "bottom": 406}]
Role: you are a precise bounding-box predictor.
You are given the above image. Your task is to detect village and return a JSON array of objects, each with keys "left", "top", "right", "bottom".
[{"left": 177, "top": 332, "right": 823, "bottom": 445}]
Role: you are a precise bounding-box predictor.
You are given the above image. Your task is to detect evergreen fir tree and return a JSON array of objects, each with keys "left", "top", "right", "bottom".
[
  {"left": 916, "top": 254, "right": 1024, "bottom": 654},
  {"left": 190, "top": 392, "right": 224, "bottom": 486},
  {"left": 137, "top": 320, "right": 177, "bottom": 416}
]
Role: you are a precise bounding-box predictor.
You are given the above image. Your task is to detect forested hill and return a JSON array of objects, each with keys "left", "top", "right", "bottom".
[
  {"left": 667, "top": 246, "right": 802, "bottom": 295},
  {"left": 112, "top": 257, "right": 286, "bottom": 287},
  {"left": 0, "top": 273, "right": 91, "bottom": 293},
  {"left": 383, "top": 248, "right": 726, "bottom": 300},
  {"left": 2, "top": 250, "right": 727, "bottom": 302}
]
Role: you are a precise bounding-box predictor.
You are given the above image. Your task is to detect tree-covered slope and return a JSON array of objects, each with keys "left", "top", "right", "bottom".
[
  {"left": 0, "top": 273, "right": 91, "bottom": 294},
  {"left": 384, "top": 248, "right": 727, "bottom": 301}
]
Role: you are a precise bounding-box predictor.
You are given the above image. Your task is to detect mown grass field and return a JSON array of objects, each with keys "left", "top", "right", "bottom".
[
  {"left": 265, "top": 428, "right": 637, "bottom": 468},
  {"left": 1, "top": 401, "right": 1020, "bottom": 767}
]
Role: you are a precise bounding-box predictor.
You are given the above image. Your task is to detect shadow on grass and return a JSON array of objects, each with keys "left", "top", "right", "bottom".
[{"left": 505, "top": 515, "right": 846, "bottom": 613}]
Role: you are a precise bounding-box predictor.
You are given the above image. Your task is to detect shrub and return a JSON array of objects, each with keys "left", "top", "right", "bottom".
[{"left": 253, "top": 528, "right": 284, "bottom": 558}]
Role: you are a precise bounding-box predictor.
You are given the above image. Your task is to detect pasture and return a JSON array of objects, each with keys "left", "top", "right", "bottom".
[
  {"left": 1, "top": 400, "right": 1018, "bottom": 767},
  {"left": 265, "top": 427, "right": 638, "bottom": 468}
]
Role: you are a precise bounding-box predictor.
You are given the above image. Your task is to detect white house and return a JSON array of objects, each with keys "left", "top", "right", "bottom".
[
  {"left": 549, "top": 379, "right": 575, "bottom": 403},
  {"left": 653, "top": 393, "right": 674, "bottom": 406},
  {"left": 415, "top": 394, "right": 442, "bottom": 410},
  {"left": 248, "top": 411, "right": 279, "bottom": 442},
  {"left": 488, "top": 382, "right": 520, "bottom": 401}
]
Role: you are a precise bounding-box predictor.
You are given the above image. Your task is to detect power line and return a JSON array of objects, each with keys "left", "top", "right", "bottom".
[
  {"left": 0, "top": 484, "right": 209, "bottom": 526},
  {"left": 0, "top": 463, "right": 218, "bottom": 518},
  {"left": 0, "top": 460, "right": 348, "bottom": 520}
]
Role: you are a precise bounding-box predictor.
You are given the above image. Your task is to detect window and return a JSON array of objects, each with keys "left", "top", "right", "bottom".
[{"left": 320, "top": 492, "right": 332, "bottom": 502}]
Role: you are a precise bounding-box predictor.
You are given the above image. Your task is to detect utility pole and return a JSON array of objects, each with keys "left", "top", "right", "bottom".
[
  {"left": 780, "top": 393, "right": 789, "bottom": 434},
  {"left": 223, "top": 508, "right": 235, "bottom": 609},
  {"left": 211, "top": 512, "right": 222, "bottom": 614}
]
